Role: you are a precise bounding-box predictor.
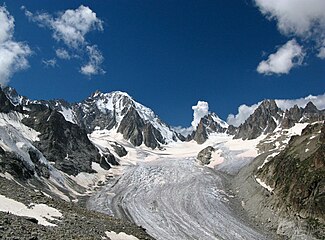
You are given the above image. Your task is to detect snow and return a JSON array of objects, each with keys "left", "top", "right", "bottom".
[
  {"left": 0, "top": 194, "right": 62, "bottom": 226},
  {"left": 0, "top": 112, "right": 40, "bottom": 142},
  {"left": 286, "top": 123, "right": 309, "bottom": 136},
  {"left": 310, "top": 135, "right": 316, "bottom": 140},
  {"left": 59, "top": 106, "right": 76, "bottom": 124},
  {"left": 105, "top": 231, "right": 139, "bottom": 240},
  {"left": 91, "top": 91, "right": 177, "bottom": 143},
  {"left": 305, "top": 148, "right": 309, "bottom": 152},
  {"left": 70, "top": 162, "right": 119, "bottom": 192},
  {"left": 258, "top": 152, "right": 280, "bottom": 170},
  {"left": 211, "top": 113, "right": 229, "bottom": 129},
  {"left": 255, "top": 177, "right": 273, "bottom": 192}
]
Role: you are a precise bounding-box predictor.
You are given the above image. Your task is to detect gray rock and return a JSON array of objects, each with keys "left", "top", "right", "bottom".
[
  {"left": 197, "top": 146, "right": 215, "bottom": 165},
  {"left": 234, "top": 100, "right": 282, "bottom": 140},
  {"left": 22, "top": 104, "right": 100, "bottom": 176}
]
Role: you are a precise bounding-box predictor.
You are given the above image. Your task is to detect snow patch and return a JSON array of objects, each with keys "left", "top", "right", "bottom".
[
  {"left": 258, "top": 152, "right": 280, "bottom": 170},
  {"left": 59, "top": 106, "right": 76, "bottom": 124},
  {"left": 255, "top": 177, "right": 273, "bottom": 192},
  {"left": 105, "top": 231, "right": 139, "bottom": 240},
  {"left": 0, "top": 194, "right": 62, "bottom": 226}
]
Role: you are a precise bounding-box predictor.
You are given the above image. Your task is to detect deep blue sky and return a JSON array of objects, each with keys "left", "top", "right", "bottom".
[{"left": 2, "top": 0, "right": 325, "bottom": 127}]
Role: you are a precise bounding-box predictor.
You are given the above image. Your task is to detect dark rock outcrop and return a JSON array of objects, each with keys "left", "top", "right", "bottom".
[
  {"left": 22, "top": 104, "right": 100, "bottom": 176},
  {"left": 111, "top": 142, "right": 128, "bottom": 157},
  {"left": 197, "top": 146, "right": 215, "bottom": 165},
  {"left": 193, "top": 121, "right": 209, "bottom": 144},
  {"left": 234, "top": 100, "right": 281, "bottom": 140},
  {"left": 192, "top": 113, "right": 227, "bottom": 144},
  {"left": 118, "top": 107, "right": 144, "bottom": 146}
]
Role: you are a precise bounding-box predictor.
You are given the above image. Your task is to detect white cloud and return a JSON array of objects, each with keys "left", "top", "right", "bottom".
[
  {"left": 227, "top": 93, "right": 325, "bottom": 127},
  {"left": 25, "top": 5, "right": 103, "bottom": 48},
  {"left": 42, "top": 58, "right": 57, "bottom": 68},
  {"left": 0, "top": 5, "right": 14, "bottom": 43},
  {"left": 80, "top": 45, "right": 105, "bottom": 76},
  {"left": 171, "top": 126, "right": 193, "bottom": 137},
  {"left": 191, "top": 101, "right": 209, "bottom": 129},
  {"left": 317, "top": 47, "right": 325, "bottom": 59},
  {"left": 275, "top": 94, "right": 325, "bottom": 111},
  {"left": 254, "top": 0, "right": 325, "bottom": 60},
  {"left": 257, "top": 39, "right": 305, "bottom": 75},
  {"left": 24, "top": 5, "right": 105, "bottom": 76},
  {"left": 0, "top": 6, "right": 31, "bottom": 86},
  {"left": 55, "top": 48, "right": 70, "bottom": 59}
]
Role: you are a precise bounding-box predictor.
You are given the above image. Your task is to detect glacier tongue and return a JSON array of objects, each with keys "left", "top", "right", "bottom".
[{"left": 88, "top": 158, "right": 267, "bottom": 240}]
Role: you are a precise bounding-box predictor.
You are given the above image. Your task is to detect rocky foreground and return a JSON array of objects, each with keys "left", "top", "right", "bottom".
[{"left": 0, "top": 177, "right": 153, "bottom": 240}]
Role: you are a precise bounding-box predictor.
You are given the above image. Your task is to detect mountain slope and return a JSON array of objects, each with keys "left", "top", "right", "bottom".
[
  {"left": 257, "top": 122, "right": 325, "bottom": 223},
  {"left": 234, "top": 100, "right": 325, "bottom": 140},
  {"left": 4, "top": 88, "right": 179, "bottom": 149}
]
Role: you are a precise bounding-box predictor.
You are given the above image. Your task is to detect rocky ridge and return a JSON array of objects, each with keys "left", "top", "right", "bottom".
[
  {"left": 234, "top": 100, "right": 325, "bottom": 140},
  {"left": 4, "top": 87, "right": 179, "bottom": 149}
]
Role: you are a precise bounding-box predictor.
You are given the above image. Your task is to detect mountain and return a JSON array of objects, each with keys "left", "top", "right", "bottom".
[
  {"left": 1, "top": 86, "right": 325, "bottom": 239},
  {"left": 4, "top": 87, "right": 179, "bottom": 149},
  {"left": 257, "top": 122, "right": 325, "bottom": 223},
  {"left": 234, "top": 99, "right": 325, "bottom": 140},
  {"left": 189, "top": 113, "right": 228, "bottom": 144}
]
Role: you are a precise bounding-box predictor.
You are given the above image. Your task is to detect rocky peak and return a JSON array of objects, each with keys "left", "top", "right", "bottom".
[
  {"left": 192, "top": 112, "right": 228, "bottom": 144},
  {"left": 304, "top": 101, "right": 318, "bottom": 113},
  {"left": 0, "top": 88, "right": 23, "bottom": 113},
  {"left": 234, "top": 100, "right": 282, "bottom": 140}
]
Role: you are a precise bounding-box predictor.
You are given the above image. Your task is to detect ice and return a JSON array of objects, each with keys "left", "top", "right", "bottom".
[{"left": 88, "top": 132, "right": 269, "bottom": 239}]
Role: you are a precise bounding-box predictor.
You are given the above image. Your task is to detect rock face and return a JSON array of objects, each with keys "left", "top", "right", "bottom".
[
  {"left": 234, "top": 100, "right": 325, "bottom": 140},
  {"left": 257, "top": 122, "right": 325, "bottom": 231},
  {"left": 234, "top": 100, "right": 281, "bottom": 140},
  {"left": 192, "top": 113, "right": 228, "bottom": 144},
  {"left": 197, "top": 146, "right": 215, "bottom": 165},
  {"left": 4, "top": 88, "right": 179, "bottom": 149},
  {"left": 22, "top": 104, "right": 100, "bottom": 176}
]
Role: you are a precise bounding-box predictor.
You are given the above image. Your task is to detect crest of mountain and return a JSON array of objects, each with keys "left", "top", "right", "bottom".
[
  {"left": 4, "top": 87, "right": 179, "bottom": 149},
  {"left": 73, "top": 91, "right": 179, "bottom": 149},
  {"left": 190, "top": 113, "right": 228, "bottom": 144},
  {"left": 234, "top": 100, "right": 325, "bottom": 140},
  {"left": 0, "top": 87, "right": 118, "bottom": 179}
]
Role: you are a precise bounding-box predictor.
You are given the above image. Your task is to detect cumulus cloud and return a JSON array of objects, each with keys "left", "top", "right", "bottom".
[
  {"left": 24, "top": 5, "right": 103, "bottom": 48},
  {"left": 80, "top": 45, "right": 105, "bottom": 76},
  {"left": 275, "top": 94, "right": 325, "bottom": 111},
  {"left": 227, "top": 103, "right": 259, "bottom": 127},
  {"left": 254, "top": 0, "right": 325, "bottom": 62},
  {"left": 42, "top": 58, "right": 57, "bottom": 68},
  {"left": 317, "top": 47, "right": 325, "bottom": 59},
  {"left": 55, "top": 48, "right": 70, "bottom": 59},
  {"left": 171, "top": 126, "right": 193, "bottom": 137},
  {"left": 23, "top": 5, "right": 104, "bottom": 76},
  {"left": 257, "top": 39, "right": 305, "bottom": 75},
  {"left": 227, "top": 93, "right": 325, "bottom": 127},
  {"left": 0, "top": 6, "right": 31, "bottom": 86},
  {"left": 191, "top": 101, "right": 209, "bottom": 129}
]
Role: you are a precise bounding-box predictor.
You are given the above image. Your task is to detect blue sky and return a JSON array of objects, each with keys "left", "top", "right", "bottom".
[{"left": 0, "top": 0, "right": 324, "bottom": 127}]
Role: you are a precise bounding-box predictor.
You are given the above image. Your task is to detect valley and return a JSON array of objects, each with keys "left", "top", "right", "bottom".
[{"left": 0, "top": 87, "right": 324, "bottom": 239}]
